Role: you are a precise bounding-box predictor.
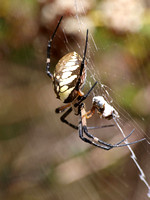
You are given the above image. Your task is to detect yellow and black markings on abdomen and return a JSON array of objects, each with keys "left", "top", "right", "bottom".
[{"left": 53, "top": 51, "right": 86, "bottom": 103}]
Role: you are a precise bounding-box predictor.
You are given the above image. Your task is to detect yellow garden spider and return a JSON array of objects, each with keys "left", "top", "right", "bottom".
[{"left": 46, "top": 17, "right": 145, "bottom": 150}]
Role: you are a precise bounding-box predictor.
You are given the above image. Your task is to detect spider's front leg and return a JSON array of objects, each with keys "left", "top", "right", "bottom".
[
  {"left": 75, "top": 29, "right": 88, "bottom": 91},
  {"left": 46, "top": 16, "right": 63, "bottom": 79}
]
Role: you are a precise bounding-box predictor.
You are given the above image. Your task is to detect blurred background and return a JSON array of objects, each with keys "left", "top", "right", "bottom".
[{"left": 0, "top": 0, "right": 150, "bottom": 199}]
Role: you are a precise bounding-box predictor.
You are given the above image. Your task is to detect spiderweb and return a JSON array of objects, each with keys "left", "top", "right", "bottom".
[{"left": 58, "top": 0, "right": 150, "bottom": 198}]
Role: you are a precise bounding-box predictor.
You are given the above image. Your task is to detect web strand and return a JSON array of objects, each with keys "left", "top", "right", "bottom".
[{"left": 114, "top": 118, "right": 150, "bottom": 198}]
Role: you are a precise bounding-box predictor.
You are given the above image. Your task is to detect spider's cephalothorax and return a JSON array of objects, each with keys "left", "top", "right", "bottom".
[{"left": 53, "top": 51, "right": 86, "bottom": 103}]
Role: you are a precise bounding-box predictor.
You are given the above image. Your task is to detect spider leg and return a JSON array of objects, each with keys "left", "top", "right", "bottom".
[
  {"left": 75, "top": 29, "right": 88, "bottom": 91},
  {"left": 83, "top": 109, "right": 95, "bottom": 119},
  {"left": 87, "top": 124, "right": 114, "bottom": 130},
  {"left": 113, "top": 136, "right": 146, "bottom": 147},
  {"left": 79, "top": 103, "right": 145, "bottom": 150},
  {"left": 78, "top": 112, "right": 113, "bottom": 150},
  {"left": 83, "top": 126, "right": 145, "bottom": 148},
  {"left": 83, "top": 126, "right": 113, "bottom": 146},
  {"left": 80, "top": 29, "right": 88, "bottom": 77},
  {"left": 46, "top": 16, "right": 63, "bottom": 79},
  {"left": 74, "top": 81, "right": 98, "bottom": 108},
  {"left": 60, "top": 107, "right": 78, "bottom": 130},
  {"left": 55, "top": 103, "right": 71, "bottom": 113}
]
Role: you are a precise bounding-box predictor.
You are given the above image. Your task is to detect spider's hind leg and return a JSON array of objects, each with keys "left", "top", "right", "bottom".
[
  {"left": 55, "top": 103, "right": 78, "bottom": 129},
  {"left": 55, "top": 103, "right": 71, "bottom": 113},
  {"left": 60, "top": 107, "right": 78, "bottom": 130}
]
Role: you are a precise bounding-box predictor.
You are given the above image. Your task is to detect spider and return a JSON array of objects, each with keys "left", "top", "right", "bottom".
[{"left": 46, "top": 16, "right": 145, "bottom": 150}]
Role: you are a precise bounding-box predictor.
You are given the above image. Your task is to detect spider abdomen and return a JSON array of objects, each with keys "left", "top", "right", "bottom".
[{"left": 53, "top": 51, "right": 86, "bottom": 103}]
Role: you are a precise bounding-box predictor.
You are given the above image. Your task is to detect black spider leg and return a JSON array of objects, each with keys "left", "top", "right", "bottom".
[
  {"left": 60, "top": 107, "right": 78, "bottom": 130},
  {"left": 46, "top": 16, "right": 63, "bottom": 79},
  {"left": 79, "top": 104, "right": 146, "bottom": 150},
  {"left": 87, "top": 124, "right": 114, "bottom": 130},
  {"left": 75, "top": 29, "right": 88, "bottom": 91},
  {"left": 74, "top": 81, "right": 98, "bottom": 108},
  {"left": 83, "top": 126, "right": 146, "bottom": 149}
]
